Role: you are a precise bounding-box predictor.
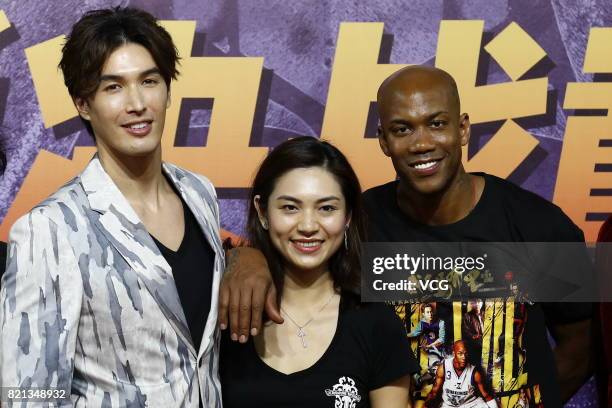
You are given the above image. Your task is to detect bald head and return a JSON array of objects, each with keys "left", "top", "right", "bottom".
[
  {"left": 375, "top": 65, "right": 471, "bottom": 198},
  {"left": 377, "top": 66, "right": 461, "bottom": 116},
  {"left": 453, "top": 340, "right": 467, "bottom": 353}
]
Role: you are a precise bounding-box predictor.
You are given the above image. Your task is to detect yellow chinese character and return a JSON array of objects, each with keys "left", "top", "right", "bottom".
[
  {"left": 554, "top": 27, "right": 612, "bottom": 242},
  {"left": 436, "top": 21, "right": 547, "bottom": 177}
]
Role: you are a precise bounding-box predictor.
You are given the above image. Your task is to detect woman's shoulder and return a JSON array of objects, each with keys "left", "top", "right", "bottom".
[
  {"left": 341, "top": 297, "right": 403, "bottom": 332},
  {"left": 340, "top": 299, "right": 418, "bottom": 384}
]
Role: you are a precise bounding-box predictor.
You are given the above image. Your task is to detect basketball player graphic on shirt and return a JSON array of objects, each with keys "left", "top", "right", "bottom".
[{"left": 425, "top": 340, "right": 499, "bottom": 408}]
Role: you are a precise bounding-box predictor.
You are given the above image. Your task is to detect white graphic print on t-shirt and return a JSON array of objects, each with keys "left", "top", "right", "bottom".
[{"left": 325, "top": 376, "right": 362, "bottom": 407}]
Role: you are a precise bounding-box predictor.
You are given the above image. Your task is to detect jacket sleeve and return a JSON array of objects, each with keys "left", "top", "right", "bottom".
[
  {"left": 438, "top": 319, "right": 446, "bottom": 343},
  {"left": 407, "top": 321, "right": 423, "bottom": 338},
  {"left": 198, "top": 174, "right": 220, "bottom": 230},
  {"left": 0, "top": 208, "right": 83, "bottom": 406}
]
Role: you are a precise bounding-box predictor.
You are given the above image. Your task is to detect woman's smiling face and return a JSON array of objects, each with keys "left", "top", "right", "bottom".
[{"left": 256, "top": 167, "right": 349, "bottom": 276}]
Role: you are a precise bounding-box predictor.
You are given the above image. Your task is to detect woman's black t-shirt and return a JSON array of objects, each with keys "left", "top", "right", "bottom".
[{"left": 220, "top": 297, "right": 418, "bottom": 407}]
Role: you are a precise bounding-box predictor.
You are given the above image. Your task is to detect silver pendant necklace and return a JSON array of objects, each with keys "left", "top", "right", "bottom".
[{"left": 281, "top": 292, "right": 336, "bottom": 348}]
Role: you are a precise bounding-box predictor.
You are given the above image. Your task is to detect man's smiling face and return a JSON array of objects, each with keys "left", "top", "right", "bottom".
[
  {"left": 377, "top": 69, "right": 470, "bottom": 196},
  {"left": 75, "top": 42, "right": 170, "bottom": 161}
]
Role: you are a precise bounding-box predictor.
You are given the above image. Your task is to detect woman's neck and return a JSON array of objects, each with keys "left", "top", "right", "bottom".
[{"left": 281, "top": 268, "right": 336, "bottom": 308}]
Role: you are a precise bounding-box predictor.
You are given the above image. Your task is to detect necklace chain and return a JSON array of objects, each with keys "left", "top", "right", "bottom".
[{"left": 281, "top": 292, "right": 336, "bottom": 348}]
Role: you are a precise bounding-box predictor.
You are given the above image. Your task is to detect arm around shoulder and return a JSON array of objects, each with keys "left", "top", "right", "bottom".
[
  {"left": 0, "top": 209, "right": 83, "bottom": 399},
  {"left": 218, "top": 246, "right": 282, "bottom": 342}
]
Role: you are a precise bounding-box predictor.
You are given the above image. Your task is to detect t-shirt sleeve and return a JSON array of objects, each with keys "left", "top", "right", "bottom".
[
  {"left": 539, "top": 206, "right": 593, "bottom": 324},
  {"left": 541, "top": 302, "right": 593, "bottom": 325},
  {"left": 367, "top": 304, "right": 419, "bottom": 390}
]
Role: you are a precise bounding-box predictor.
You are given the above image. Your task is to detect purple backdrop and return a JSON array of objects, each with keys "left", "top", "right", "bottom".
[{"left": 0, "top": 1, "right": 607, "bottom": 405}]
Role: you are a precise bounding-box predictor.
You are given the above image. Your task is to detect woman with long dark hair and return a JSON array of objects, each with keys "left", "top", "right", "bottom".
[{"left": 220, "top": 136, "right": 417, "bottom": 407}]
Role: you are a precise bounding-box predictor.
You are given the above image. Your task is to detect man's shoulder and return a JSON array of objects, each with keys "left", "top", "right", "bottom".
[
  {"left": 481, "top": 173, "right": 581, "bottom": 239},
  {"left": 362, "top": 181, "right": 402, "bottom": 238},
  {"left": 28, "top": 176, "right": 87, "bottom": 219},
  {"left": 363, "top": 180, "right": 397, "bottom": 202},
  {"left": 8, "top": 176, "right": 89, "bottom": 244},
  {"left": 362, "top": 180, "right": 398, "bottom": 217},
  {"left": 482, "top": 172, "right": 550, "bottom": 207},
  {"left": 163, "top": 162, "right": 217, "bottom": 198}
]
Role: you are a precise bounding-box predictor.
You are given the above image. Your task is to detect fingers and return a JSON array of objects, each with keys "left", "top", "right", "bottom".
[
  {"left": 237, "top": 287, "right": 252, "bottom": 343},
  {"left": 229, "top": 284, "right": 241, "bottom": 342},
  {"left": 218, "top": 278, "right": 230, "bottom": 331},
  {"left": 249, "top": 284, "right": 266, "bottom": 337},
  {"left": 265, "top": 284, "right": 284, "bottom": 324},
  {"left": 219, "top": 247, "right": 279, "bottom": 341},
  {"left": 221, "top": 278, "right": 255, "bottom": 343}
]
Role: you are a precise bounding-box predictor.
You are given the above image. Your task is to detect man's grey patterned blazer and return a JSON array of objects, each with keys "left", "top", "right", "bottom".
[{"left": 0, "top": 157, "right": 224, "bottom": 407}]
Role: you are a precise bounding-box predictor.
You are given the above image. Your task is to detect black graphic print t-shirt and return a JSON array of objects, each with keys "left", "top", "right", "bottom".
[
  {"left": 362, "top": 173, "right": 593, "bottom": 408},
  {"left": 220, "top": 298, "right": 418, "bottom": 407}
]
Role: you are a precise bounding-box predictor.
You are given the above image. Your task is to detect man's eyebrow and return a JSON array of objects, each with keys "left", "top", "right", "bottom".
[
  {"left": 99, "top": 67, "right": 162, "bottom": 82},
  {"left": 140, "top": 67, "right": 162, "bottom": 77},
  {"left": 427, "top": 111, "right": 449, "bottom": 120},
  {"left": 388, "top": 111, "right": 449, "bottom": 124},
  {"left": 98, "top": 74, "right": 122, "bottom": 83}
]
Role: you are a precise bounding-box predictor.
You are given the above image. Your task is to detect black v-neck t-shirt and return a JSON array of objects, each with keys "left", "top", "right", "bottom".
[
  {"left": 151, "top": 198, "right": 215, "bottom": 351},
  {"left": 220, "top": 298, "right": 418, "bottom": 407}
]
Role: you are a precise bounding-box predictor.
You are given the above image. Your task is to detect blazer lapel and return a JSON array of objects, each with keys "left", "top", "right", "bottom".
[
  {"left": 163, "top": 163, "right": 224, "bottom": 359},
  {"left": 80, "top": 157, "right": 196, "bottom": 356}
]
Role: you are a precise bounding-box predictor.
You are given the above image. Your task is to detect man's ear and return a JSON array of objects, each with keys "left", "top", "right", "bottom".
[
  {"left": 253, "top": 195, "right": 268, "bottom": 229},
  {"left": 166, "top": 88, "right": 171, "bottom": 109},
  {"left": 378, "top": 126, "right": 391, "bottom": 157},
  {"left": 459, "top": 113, "right": 471, "bottom": 147},
  {"left": 74, "top": 97, "right": 91, "bottom": 121}
]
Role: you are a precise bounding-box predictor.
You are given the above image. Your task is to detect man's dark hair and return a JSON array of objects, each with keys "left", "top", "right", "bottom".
[
  {"left": 422, "top": 302, "right": 437, "bottom": 318},
  {"left": 59, "top": 7, "right": 180, "bottom": 135},
  {"left": 247, "top": 136, "right": 366, "bottom": 305}
]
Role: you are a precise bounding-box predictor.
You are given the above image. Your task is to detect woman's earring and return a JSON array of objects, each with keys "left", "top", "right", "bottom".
[
  {"left": 261, "top": 220, "right": 268, "bottom": 230},
  {"left": 344, "top": 225, "right": 349, "bottom": 250}
]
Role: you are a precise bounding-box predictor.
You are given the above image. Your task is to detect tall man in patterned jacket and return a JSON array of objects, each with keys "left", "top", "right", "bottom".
[{"left": 0, "top": 8, "right": 223, "bottom": 407}]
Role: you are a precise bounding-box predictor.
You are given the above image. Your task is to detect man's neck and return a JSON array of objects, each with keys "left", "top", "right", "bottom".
[
  {"left": 453, "top": 363, "right": 465, "bottom": 376},
  {"left": 396, "top": 171, "right": 481, "bottom": 226},
  {"left": 97, "top": 145, "right": 168, "bottom": 209}
]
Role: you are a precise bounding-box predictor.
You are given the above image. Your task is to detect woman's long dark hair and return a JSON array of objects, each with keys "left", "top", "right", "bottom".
[{"left": 247, "top": 136, "right": 365, "bottom": 302}]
